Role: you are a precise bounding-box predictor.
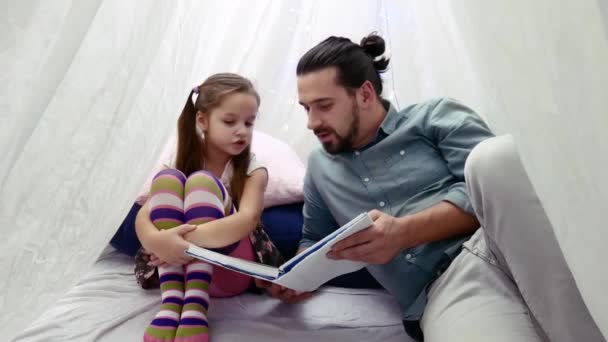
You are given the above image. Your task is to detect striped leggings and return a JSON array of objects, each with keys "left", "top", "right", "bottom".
[{"left": 149, "top": 168, "right": 255, "bottom": 297}]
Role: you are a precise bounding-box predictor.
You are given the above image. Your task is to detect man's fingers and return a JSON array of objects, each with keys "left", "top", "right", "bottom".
[
  {"left": 334, "top": 241, "right": 377, "bottom": 262},
  {"left": 254, "top": 278, "right": 270, "bottom": 289},
  {"left": 267, "top": 284, "right": 294, "bottom": 300},
  {"left": 284, "top": 291, "right": 313, "bottom": 303},
  {"left": 331, "top": 230, "right": 370, "bottom": 252},
  {"left": 256, "top": 281, "right": 312, "bottom": 303},
  {"left": 269, "top": 284, "right": 287, "bottom": 297},
  {"left": 368, "top": 209, "right": 382, "bottom": 220}
]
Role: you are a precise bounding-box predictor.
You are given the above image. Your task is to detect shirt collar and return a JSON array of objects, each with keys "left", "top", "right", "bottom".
[{"left": 378, "top": 99, "right": 399, "bottom": 136}]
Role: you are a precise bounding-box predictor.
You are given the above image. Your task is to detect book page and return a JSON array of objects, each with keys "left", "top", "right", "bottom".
[
  {"left": 185, "top": 245, "right": 280, "bottom": 280},
  {"left": 185, "top": 212, "right": 373, "bottom": 291},
  {"left": 273, "top": 256, "right": 368, "bottom": 292},
  {"left": 279, "top": 213, "right": 372, "bottom": 272},
  {"left": 273, "top": 213, "right": 374, "bottom": 292}
]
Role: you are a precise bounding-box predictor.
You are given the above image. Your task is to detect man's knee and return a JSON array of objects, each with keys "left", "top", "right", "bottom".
[
  {"left": 465, "top": 135, "right": 519, "bottom": 190},
  {"left": 465, "top": 136, "right": 525, "bottom": 205}
]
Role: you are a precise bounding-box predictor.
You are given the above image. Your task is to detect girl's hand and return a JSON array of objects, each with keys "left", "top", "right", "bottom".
[
  {"left": 146, "top": 252, "right": 167, "bottom": 268},
  {"left": 148, "top": 224, "right": 197, "bottom": 265}
]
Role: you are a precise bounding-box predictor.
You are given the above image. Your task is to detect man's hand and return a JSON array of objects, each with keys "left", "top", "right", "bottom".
[
  {"left": 148, "top": 224, "right": 197, "bottom": 265},
  {"left": 254, "top": 279, "right": 313, "bottom": 303},
  {"left": 327, "top": 209, "right": 405, "bottom": 264}
]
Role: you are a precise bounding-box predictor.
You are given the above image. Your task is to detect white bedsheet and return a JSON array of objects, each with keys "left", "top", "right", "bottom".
[{"left": 13, "top": 247, "right": 412, "bottom": 342}]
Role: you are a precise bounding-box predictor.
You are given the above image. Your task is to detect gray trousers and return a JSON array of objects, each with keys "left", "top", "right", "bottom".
[{"left": 420, "top": 135, "right": 604, "bottom": 342}]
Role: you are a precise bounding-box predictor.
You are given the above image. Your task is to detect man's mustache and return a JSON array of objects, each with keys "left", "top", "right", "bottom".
[{"left": 314, "top": 128, "right": 333, "bottom": 135}]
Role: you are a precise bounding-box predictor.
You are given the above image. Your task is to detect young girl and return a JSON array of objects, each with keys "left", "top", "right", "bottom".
[{"left": 135, "top": 73, "right": 281, "bottom": 342}]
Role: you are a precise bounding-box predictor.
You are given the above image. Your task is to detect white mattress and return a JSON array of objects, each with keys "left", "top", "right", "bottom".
[{"left": 13, "top": 247, "right": 412, "bottom": 342}]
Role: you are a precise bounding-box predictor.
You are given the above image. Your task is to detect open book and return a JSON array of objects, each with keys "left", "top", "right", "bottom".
[{"left": 185, "top": 212, "right": 373, "bottom": 292}]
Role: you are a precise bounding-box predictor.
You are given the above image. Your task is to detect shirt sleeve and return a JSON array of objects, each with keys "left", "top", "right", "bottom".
[
  {"left": 299, "top": 158, "right": 339, "bottom": 248},
  {"left": 246, "top": 153, "right": 267, "bottom": 175},
  {"left": 426, "top": 98, "right": 495, "bottom": 214},
  {"left": 135, "top": 139, "right": 177, "bottom": 204}
]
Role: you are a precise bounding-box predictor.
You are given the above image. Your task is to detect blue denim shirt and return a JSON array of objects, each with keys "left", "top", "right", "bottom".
[{"left": 300, "top": 97, "right": 495, "bottom": 321}]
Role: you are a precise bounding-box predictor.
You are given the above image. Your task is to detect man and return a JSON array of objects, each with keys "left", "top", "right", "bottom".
[{"left": 256, "top": 34, "right": 604, "bottom": 342}]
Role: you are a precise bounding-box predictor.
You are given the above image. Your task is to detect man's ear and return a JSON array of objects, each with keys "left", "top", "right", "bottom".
[{"left": 358, "top": 80, "right": 376, "bottom": 108}]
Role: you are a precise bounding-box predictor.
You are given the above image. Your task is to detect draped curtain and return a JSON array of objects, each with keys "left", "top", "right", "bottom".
[{"left": 1, "top": 1, "right": 606, "bottom": 339}]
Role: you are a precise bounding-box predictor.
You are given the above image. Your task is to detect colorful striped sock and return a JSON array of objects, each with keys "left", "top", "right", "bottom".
[
  {"left": 173, "top": 171, "right": 232, "bottom": 341},
  {"left": 144, "top": 265, "right": 185, "bottom": 342},
  {"left": 175, "top": 261, "right": 213, "bottom": 342},
  {"left": 145, "top": 168, "right": 187, "bottom": 342},
  {"left": 184, "top": 171, "right": 238, "bottom": 255}
]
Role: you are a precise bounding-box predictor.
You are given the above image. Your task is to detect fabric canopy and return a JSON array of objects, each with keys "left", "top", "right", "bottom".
[{"left": 1, "top": 1, "right": 606, "bottom": 339}]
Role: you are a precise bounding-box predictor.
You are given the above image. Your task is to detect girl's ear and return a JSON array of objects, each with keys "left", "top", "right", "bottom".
[{"left": 196, "top": 111, "right": 208, "bottom": 132}]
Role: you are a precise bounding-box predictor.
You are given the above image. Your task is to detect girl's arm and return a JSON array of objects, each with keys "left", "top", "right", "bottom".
[
  {"left": 184, "top": 168, "right": 268, "bottom": 247},
  {"left": 135, "top": 199, "right": 195, "bottom": 265},
  {"left": 135, "top": 200, "right": 157, "bottom": 251}
]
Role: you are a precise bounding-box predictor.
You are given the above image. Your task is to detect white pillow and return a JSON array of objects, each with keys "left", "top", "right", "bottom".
[
  {"left": 136, "top": 130, "right": 305, "bottom": 208},
  {"left": 251, "top": 130, "right": 305, "bottom": 208}
]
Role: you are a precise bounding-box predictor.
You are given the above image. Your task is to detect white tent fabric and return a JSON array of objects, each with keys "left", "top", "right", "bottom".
[{"left": 1, "top": 0, "right": 606, "bottom": 340}]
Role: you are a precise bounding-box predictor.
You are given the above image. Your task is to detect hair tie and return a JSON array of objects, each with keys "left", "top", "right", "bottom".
[
  {"left": 373, "top": 49, "right": 390, "bottom": 62},
  {"left": 192, "top": 86, "right": 200, "bottom": 94}
]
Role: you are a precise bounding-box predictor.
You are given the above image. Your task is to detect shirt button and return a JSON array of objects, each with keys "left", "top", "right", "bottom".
[
  {"left": 354, "top": 151, "right": 360, "bottom": 155},
  {"left": 405, "top": 253, "right": 412, "bottom": 260},
  {"left": 400, "top": 150, "right": 405, "bottom": 155},
  {"left": 364, "top": 177, "right": 370, "bottom": 182},
  {"left": 379, "top": 201, "right": 385, "bottom": 207}
]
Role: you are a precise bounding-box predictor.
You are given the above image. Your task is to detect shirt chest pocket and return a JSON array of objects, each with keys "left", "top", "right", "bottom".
[{"left": 383, "top": 145, "right": 448, "bottom": 194}]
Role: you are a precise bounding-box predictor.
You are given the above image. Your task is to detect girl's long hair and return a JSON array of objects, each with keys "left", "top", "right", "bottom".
[{"left": 175, "top": 73, "right": 260, "bottom": 207}]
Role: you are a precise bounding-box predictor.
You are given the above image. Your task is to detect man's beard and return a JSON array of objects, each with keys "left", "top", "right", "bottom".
[{"left": 320, "top": 103, "right": 360, "bottom": 155}]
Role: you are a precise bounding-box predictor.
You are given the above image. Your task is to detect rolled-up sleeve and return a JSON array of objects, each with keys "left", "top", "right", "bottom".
[{"left": 427, "top": 98, "right": 495, "bottom": 214}]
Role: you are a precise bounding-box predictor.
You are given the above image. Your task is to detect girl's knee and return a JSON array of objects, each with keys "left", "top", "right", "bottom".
[
  {"left": 150, "top": 168, "right": 187, "bottom": 195},
  {"left": 186, "top": 171, "right": 227, "bottom": 201},
  {"left": 189, "top": 170, "right": 217, "bottom": 179},
  {"left": 153, "top": 168, "right": 187, "bottom": 182}
]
